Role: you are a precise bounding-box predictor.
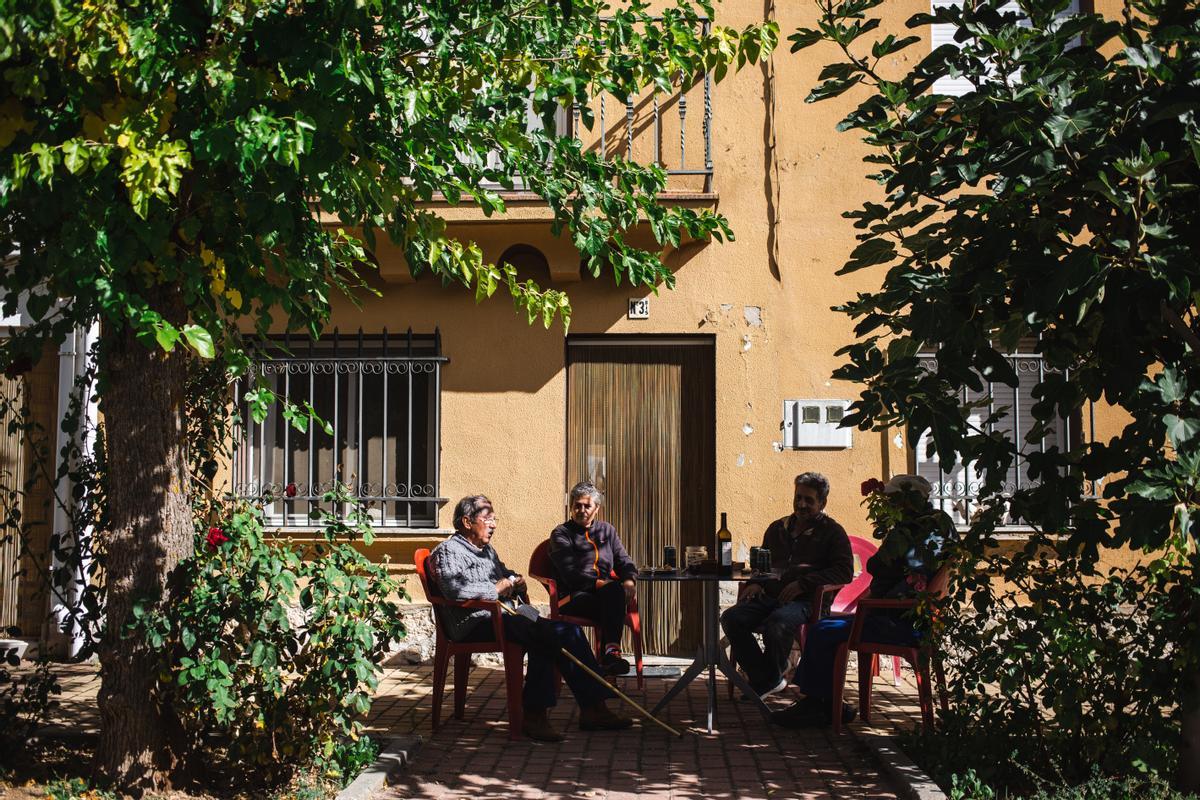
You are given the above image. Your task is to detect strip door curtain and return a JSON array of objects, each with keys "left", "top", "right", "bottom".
[
  {"left": 0, "top": 374, "right": 25, "bottom": 628},
  {"left": 566, "top": 340, "right": 714, "bottom": 657}
]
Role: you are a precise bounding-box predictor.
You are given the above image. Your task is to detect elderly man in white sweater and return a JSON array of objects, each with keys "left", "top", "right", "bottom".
[{"left": 429, "top": 494, "right": 633, "bottom": 742}]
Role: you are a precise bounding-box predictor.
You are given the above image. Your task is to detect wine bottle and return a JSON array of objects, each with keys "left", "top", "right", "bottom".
[{"left": 717, "top": 512, "right": 733, "bottom": 576}]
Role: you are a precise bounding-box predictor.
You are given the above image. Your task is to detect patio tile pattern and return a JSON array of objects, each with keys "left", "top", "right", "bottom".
[
  {"left": 369, "top": 661, "right": 922, "bottom": 800},
  {"left": 34, "top": 655, "right": 929, "bottom": 799}
]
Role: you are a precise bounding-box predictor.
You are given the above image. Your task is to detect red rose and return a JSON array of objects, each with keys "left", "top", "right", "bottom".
[
  {"left": 206, "top": 526, "right": 230, "bottom": 551},
  {"left": 906, "top": 573, "right": 928, "bottom": 592},
  {"left": 285, "top": 482, "right": 297, "bottom": 498},
  {"left": 860, "top": 478, "right": 885, "bottom": 496}
]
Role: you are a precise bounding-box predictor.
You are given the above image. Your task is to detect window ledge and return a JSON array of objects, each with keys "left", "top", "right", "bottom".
[
  {"left": 264, "top": 527, "right": 454, "bottom": 539},
  {"left": 952, "top": 527, "right": 1069, "bottom": 541}
]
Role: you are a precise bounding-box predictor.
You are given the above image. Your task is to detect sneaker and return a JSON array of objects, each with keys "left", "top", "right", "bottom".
[
  {"left": 740, "top": 676, "right": 788, "bottom": 702},
  {"left": 521, "top": 710, "right": 565, "bottom": 742},
  {"left": 579, "top": 703, "right": 635, "bottom": 731},
  {"left": 600, "top": 650, "right": 631, "bottom": 676}
]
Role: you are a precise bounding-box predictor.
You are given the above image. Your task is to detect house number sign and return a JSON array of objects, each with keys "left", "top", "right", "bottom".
[{"left": 627, "top": 298, "right": 650, "bottom": 319}]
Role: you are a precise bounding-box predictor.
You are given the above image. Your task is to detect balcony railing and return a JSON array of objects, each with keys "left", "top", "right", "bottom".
[
  {"left": 482, "top": 19, "right": 715, "bottom": 195},
  {"left": 572, "top": 20, "right": 714, "bottom": 193}
]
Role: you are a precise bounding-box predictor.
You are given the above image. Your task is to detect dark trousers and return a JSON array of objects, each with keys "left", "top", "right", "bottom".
[
  {"left": 794, "top": 615, "right": 919, "bottom": 699},
  {"left": 461, "top": 615, "right": 615, "bottom": 711},
  {"left": 561, "top": 580, "right": 627, "bottom": 647},
  {"left": 720, "top": 595, "right": 813, "bottom": 692}
]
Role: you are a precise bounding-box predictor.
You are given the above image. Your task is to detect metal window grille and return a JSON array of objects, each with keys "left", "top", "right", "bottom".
[
  {"left": 232, "top": 328, "right": 447, "bottom": 529},
  {"left": 914, "top": 348, "right": 1093, "bottom": 527}
]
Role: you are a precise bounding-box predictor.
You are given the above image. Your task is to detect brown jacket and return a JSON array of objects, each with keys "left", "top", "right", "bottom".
[{"left": 756, "top": 513, "right": 853, "bottom": 599}]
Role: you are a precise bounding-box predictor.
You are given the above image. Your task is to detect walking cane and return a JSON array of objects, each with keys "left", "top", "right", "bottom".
[{"left": 496, "top": 599, "right": 684, "bottom": 738}]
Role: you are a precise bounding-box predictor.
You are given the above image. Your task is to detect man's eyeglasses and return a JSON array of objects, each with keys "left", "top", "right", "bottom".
[{"left": 474, "top": 512, "right": 498, "bottom": 523}]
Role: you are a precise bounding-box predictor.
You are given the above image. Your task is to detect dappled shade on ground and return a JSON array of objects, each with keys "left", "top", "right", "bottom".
[
  {"left": 369, "top": 660, "right": 920, "bottom": 800},
  {"left": 10, "top": 657, "right": 932, "bottom": 799}
]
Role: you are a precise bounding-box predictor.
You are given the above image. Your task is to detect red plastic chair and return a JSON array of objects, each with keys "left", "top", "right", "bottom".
[
  {"left": 414, "top": 548, "right": 527, "bottom": 740},
  {"left": 800, "top": 536, "right": 904, "bottom": 686},
  {"left": 830, "top": 563, "right": 952, "bottom": 734},
  {"left": 528, "top": 540, "right": 645, "bottom": 689}
]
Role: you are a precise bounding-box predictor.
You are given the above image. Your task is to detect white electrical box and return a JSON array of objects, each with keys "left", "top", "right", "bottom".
[{"left": 782, "top": 399, "right": 853, "bottom": 449}]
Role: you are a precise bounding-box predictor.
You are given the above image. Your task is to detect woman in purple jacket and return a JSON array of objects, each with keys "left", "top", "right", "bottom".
[{"left": 549, "top": 481, "right": 639, "bottom": 676}]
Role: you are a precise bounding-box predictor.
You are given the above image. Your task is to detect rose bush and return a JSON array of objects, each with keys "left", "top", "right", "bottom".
[
  {"left": 860, "top": 477, "right": 885, "bottom": 496},
  {"left": 137, "top": 483, "right": 406, "bottom": 787}
]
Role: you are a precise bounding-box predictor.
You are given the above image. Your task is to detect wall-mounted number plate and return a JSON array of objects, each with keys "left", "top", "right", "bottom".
[{"left": 628, "top": 298, "right": 650, "bottom": 319}]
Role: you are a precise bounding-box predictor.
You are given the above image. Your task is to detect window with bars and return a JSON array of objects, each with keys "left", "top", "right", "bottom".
[
  {"left": 913, "top": 347, "right": 1090, "bottom": 527},
  {"left": 232, "top": 330, "right": 447, "bottom": 529}
]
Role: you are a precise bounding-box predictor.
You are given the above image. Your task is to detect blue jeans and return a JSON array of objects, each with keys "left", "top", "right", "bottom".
[
  {"left": 793, "top": 615, "right": 919, "bottom": 699},
  {"left": 720, "top": 595, "right": 812, "bottom": 691},
  {"left": 461, "top": 615, "right": 615, "bottom": 711}
]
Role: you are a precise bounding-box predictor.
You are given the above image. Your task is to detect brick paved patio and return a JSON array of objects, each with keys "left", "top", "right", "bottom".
[
  {"left": 366, "top": 659, "right": 926, "bottom": 800},
  {"left": 35, "top": 654, "right": 928, "bottom": 799}
]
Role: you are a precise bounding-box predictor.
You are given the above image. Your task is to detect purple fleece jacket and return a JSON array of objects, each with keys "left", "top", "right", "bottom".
[{"left": 548, "top": 520, "right": 638, "bottom": 596}]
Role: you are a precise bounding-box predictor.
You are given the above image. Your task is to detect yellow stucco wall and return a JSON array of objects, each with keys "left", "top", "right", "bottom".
[{"left": 245, "top": 0, "right": 1136, "bottom": 598}]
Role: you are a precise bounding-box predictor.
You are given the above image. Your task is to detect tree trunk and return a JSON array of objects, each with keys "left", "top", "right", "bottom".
[{"left": 94, "top": 287, "right": 194, "bottom": 793}]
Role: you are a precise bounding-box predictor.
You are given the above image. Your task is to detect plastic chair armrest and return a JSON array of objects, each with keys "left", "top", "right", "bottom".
[
  {"left": 855, "top": 598, "right": 917, "bottom": 610},
  {"left": 456, "top": 598, "right": 507, "bottom": 641},
  {"left": 532, "top": 575, "right": 562, "bottom": 612},
  {"left": 848, "top": 597, "right": 917, "bottom": 646}
]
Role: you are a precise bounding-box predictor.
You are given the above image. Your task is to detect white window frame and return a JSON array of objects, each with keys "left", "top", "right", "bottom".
[
  {"left": 479, "top": 95, "right": 570, "bottom": 191},
  {"left": 913, "top": 347, "right": 1087, "bottom": 529}
]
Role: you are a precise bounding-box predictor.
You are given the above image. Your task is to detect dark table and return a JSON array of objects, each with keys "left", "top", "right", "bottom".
[{"left": 637, "top": 569, "right": 776, "bottom": 732}]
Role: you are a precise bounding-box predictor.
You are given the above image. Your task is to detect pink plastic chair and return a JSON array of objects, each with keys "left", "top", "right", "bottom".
[
  {"left": 415, "top": 548, "right": 527, "bottom": 740},
  {"left": 800, "top": 536, "right": 904, "bottom": 686},
  {"left": 727, "top": 535, "right": 901, "bottom": 698}
]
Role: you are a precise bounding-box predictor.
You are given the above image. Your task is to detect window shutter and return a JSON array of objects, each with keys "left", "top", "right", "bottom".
[
  {"left": 930, "top": 0, "right": 977, "bottom": 97},
  {"left": 914, "top": 345, "right": 1079, "bottom": 528},
  {"left": 931, "top": 0, "right": 1080, "bottom": 97}
]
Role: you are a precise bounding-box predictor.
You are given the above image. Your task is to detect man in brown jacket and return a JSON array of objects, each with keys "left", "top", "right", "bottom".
[{"left": 720, "top": 472, "right": 853, "bottom": 697}]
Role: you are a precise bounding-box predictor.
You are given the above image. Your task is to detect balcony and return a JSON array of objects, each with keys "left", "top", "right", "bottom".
[
  {"left": 355, "top": 20, "right": 721, "bottom": 282},
  {"left": 442, "top": 19, "right": 717, "bottom": 216}
]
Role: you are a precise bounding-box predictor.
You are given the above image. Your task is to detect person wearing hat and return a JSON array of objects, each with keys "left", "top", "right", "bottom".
[{"left": 771, "top": 473, "right": 956, "bottom": 728}]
